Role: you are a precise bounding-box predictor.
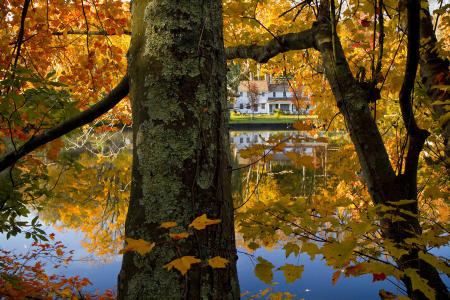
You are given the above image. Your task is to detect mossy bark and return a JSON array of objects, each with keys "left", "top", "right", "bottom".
[{"left": 118, "top": 1, "right": 239, "bottom": 299}]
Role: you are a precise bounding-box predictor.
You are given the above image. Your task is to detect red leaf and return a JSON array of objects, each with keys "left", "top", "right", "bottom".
[
  {"left": 360, "top": 18, "right": 371, "bottom": 27},
  {"left": 372, "top": 273, "right": 387, "bottom": 282}
]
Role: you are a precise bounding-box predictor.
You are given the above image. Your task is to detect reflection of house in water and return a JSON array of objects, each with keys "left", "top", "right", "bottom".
[
  {"left": 230, "top": 131, "right": 328, "bottom": 170},
  {"left": 230, "top": 130, "right": 334, "bottom": 196}
]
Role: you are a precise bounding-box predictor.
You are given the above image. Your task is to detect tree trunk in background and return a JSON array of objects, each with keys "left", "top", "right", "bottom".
[{"left": 118, "top": 1, "right": 239, "bottom": 299}]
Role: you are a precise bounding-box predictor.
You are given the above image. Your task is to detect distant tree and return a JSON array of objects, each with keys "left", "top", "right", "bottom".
[{"left": 247, "top": 81, "right": 260, "bottom": 117}]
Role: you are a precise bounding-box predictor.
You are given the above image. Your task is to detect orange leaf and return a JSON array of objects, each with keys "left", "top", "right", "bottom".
[
  {"left": 332, "top": 270, "right": 341, "bottom": 286},
  {"left": 159, "top": 222, "right": 177, "bottom": 229},
  {"left": 46, "top": 138, "right": 64, "bottom": 160},
  {"left": 169, "top": 232, "right": 189, "bottom": 239}
]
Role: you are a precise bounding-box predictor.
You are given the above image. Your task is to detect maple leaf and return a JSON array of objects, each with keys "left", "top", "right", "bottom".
[
  {"left": 344, "top": 264, "right": 364, "bottom": 277},
  {"left": 283, "top": 242, "right": 300, "bottom": 258},
  {"left": 276, "top": 264, "right": 304, "bottom": 283},
  {"left": 119, "top": 238, "right": 155, "bottom": 256},
  {"left": 404, "top": 268, "right": 435, "bottom": 300},
  {"left": 360, "top": 18, "right": 371, "bottom": 27},
  {"left": 189, "top": 214, "right": 221, "bottom": 230},
  {"left": 372, "top": 273, "right": 387, "bottom": 282},
  {"left": 208, "top": 256, "right": 229, "bottom": 268},
  {"left": 169, "top": 232, "right": 189, "bottom": 239},
  {"left": 159, "top": 222, "right": 177, "bottom": 229},
  {"left": 332, "top": 270, "right": 342, "bottom": 286},
  {"left": 254, "top": 257, "right": 274, "bottom": 284},
  {"left": 163, "top": 256, "right": 201, "bottom": 275},
  {"left": 56, "top": 248, "right": 63, "bottom": 256},
  {"left": 46, "top": 138, "right": 64, "bottom": 160}
]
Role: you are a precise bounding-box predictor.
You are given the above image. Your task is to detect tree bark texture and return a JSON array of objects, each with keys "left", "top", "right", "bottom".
[{"left": 118, "top": 1, "right": 239, "bottom": 299}]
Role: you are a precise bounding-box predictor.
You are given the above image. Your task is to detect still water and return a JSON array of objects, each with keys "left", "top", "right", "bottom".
[{"left": 1, "top": 130, "right": 447, "bottom": 299}]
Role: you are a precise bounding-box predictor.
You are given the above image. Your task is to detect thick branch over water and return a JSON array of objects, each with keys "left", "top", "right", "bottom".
[{"left": 0, "top": 74, "right": 129, "bottom": 172}]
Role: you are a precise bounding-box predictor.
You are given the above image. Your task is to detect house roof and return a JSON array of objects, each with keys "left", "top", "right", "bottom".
[
  {"left": 267, "top": 99, "right": 293, "bottom": 103},
  {"left": 238, "top": 80, "right": 269, "bottom": 92},
  {"left": 269, "top": 83, "right": 290, "bottom": 92}
]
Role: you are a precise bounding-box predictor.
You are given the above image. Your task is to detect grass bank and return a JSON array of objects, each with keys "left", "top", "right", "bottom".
[{"left": 229, "top": 114, "right": 318, "bottom": 124}]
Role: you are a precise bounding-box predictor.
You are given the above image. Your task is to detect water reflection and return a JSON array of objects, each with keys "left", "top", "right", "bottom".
[{"left": 1, "top": 129, "right": 402, "bottom": 298}]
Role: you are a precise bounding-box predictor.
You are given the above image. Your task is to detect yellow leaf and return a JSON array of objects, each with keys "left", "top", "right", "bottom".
[
  {"left": 189, "top": 214, "right": 221, "bottom": 230},
  {"left": 276, "top": 264, "right": 304, "bottom": 283},
  {"left": 119, "top": 238, "right": 155, "bottom": 256},
  {"left": 56, "top": 248, "right": 64, "bottom": 256},
  {"left": 159, "top": 222, "right": 177, "bottom": 229},
  {"left": 169, "top": 232, "right": 189, "bottom": 239},
  {"left": 208, "top": 256, "right": 229, "bottom": 268},
  {"left": 163, "top": 256, "right": 201, "bottom": 275}
]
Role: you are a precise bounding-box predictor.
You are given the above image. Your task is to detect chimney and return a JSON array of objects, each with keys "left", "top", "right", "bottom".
[{"left": 265, "top": 74, "right": 270, "bottom": 84}]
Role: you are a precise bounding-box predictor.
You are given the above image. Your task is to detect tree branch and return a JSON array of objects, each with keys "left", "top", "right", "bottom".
[
  {"left": 12, "top": 0, "right": 31, "bottom": 70},
  {"left": 398, "top": 0, "right": 429, "bottom": 184},
  {"left": 51, "top": 29, "right": 131, "bottom": 36},
  {"left": 225, "top": 29, "right": 315, "bottom": 63},
  {"left": 0, "top": 74, "right": 129, "bottom": 172}
]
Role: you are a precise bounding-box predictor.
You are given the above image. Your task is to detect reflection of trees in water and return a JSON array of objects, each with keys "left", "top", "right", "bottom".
[
  {"left": 41, "top": 130, "right": 333, "bottom": 259},
  {"left": 40, "top": 149, "right": 131, "bottom": 260}
]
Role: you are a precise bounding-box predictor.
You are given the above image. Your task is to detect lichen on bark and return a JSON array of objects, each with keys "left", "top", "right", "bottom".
[{"left": 118, "top": 0, "right": 239, "bottom": 299}]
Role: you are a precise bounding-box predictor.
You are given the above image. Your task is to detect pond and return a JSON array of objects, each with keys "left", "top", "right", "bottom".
[{"left": 1, "top": 129, "right": 448, "bottom": 299}]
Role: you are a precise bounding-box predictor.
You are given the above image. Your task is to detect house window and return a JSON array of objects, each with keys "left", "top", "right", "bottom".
[
  {"left": 240, "top": 137, "right": 243, "bottom": 143},
  {"left": 261, "top": 103, "right": 265, "bottom": 109},
  {"left": 283, "top": 91, "right": 286, "bottom": 97},
  {"left": 261, "top": 92, "right": 265, "bottom": 96},
  {"left": 246, "top": 137, "right": 250, "bottom": 143},
  {"left": 239, "top": 92, "right": 243, "bottom": 96},
  {"left": 239, "top": 103, "right": 243, "bottom": 109},
  {"left": 280, "top": 104, "right": 290, "bottom": 111},
  {"left": 273, "top": 92, "right": 276, "bottom": 97},
  {"left": 275, "top": 104, "right": 279, "bottom": 109},
  {"left": 254, "top": 106, "right": 258, "bottom": 112}
]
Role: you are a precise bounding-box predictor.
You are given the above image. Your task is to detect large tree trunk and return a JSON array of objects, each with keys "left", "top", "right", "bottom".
[{"left": 118, "top": 1, "right": 239, "bottom": 299}]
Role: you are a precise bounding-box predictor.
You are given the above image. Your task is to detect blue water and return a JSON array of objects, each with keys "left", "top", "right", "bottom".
[{"left": 1, "top": 224, "right": 416, "bottom": 299}]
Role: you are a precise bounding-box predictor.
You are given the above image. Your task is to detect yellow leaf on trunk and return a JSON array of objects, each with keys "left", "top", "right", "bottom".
[
  {"left": 208, "top": 256, "right": 229, "bottom": 268},
  {"left": 119, "top": 238, "right": 155, "bottom": 256},
  {"left": 163, "top": 256, "right": 201, "bottom": 275},
  {"left": 189, "top": 214, "right": 221, "bottom": 230}
]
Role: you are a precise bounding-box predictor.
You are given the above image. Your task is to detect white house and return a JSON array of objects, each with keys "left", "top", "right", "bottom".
[{"left": 232, "top": 75, "right": 309, "bottom": 114}]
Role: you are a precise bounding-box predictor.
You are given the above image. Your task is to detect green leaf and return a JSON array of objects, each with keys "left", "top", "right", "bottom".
[
  {"left": 386, "top": 199, "right": 416, "bottom": 206},
  {"left": 300, "top": 242, "right": 320, "bottom": 260},
  {"left": 254, "top": 257, "right": 274, "bottom": 284},
  {"left": 404, "top": 268, "right": 435, "bottom": 300},
  {"left": 276, "top": 264, "right": 304, "bottom": 283},
  {"left": 283, "top": 242, "right": 300, "bottom": 258}
]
